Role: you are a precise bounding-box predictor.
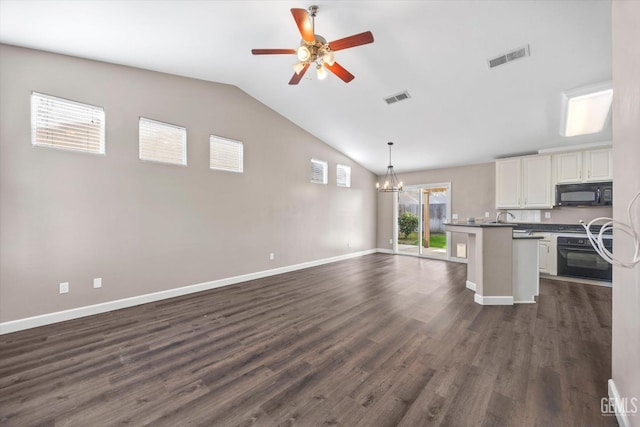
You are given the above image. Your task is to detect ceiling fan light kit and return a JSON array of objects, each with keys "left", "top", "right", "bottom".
[
  {"left": 316, "top": 64, "right": 328, "bottom": 80},
  {"left": 251, "top": 5, "right": 374, "bottom": 85},
  {"left": 296, "top": 45, "right": 312, "bottom": 62}
]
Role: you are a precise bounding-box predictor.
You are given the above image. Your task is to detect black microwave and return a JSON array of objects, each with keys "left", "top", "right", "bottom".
[{"left": 556, "top": 182, "right": 613, "bottom": 206}]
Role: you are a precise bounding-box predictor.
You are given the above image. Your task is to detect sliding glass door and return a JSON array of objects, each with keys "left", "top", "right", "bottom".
[{"left": 397, "top": 183, "right": 451, "bottom": 259}]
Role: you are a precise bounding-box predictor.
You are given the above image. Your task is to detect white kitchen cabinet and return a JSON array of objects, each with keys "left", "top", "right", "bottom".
[
  {"left": 554, "top": 148, "right": 612, "bottom": 184},
  {"left": 584, "top": 148, "right": 613, "bottom": 182},
  {"left": 495, "top": 158, "right": 521, "bottom": 208},
  {"left": 555, "top": 151, "right": 583, "bottom": 183},
  {"left": 522, "top": 156, "right": 552, "bottom": 207},
  {"left": 531, "top": 232, "right": 557, "bottom": 275},
  {"left": 539, "top": 239, "right": 550, "bottom": 274},
  {"left": 496, "top": 155, "right": 552, "bottom": 209}
]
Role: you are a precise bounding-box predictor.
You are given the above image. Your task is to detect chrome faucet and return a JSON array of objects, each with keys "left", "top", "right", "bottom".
[{"left": 496, "top": 211, "right": 516, "bottom": 223}]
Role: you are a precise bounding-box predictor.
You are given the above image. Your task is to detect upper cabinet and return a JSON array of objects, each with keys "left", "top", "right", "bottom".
[
  {"left": 522, "top": 156, "right": 553, "bottom": 207},
  {"left": 496, "top": 155, "right": 552, "bottom": 209},
  {"left": 496, "top": 158, "right": 521, "bottom": 208},
  {"left": 584, "top": 148, "right": 613, "bottom": 182},
  {"left": 554, "top": 147, "right": 612, "bottom": 184},
  {"left": 498, "top": 146, "right": 612, "bottom": 209},
  {"left": 554, "top": 151, "right": 583, "bottom": 183}
]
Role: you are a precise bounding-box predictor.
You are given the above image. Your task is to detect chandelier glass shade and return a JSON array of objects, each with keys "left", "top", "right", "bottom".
[{"left": 376, "top": 142, "right": 403, "bottom": 192}]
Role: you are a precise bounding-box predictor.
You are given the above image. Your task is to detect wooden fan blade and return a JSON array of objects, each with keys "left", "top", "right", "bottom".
[
  {"left": 289, "top": 63, "right": 310, "bottom": 85},
  {"left": 291, "top": 8, "right": 315, "bottom": 43},
  {"left": 325, "top": 62, "right": 355, "bottom": 83},
  {"left": 251, "top": 49, "right": 296, "bottom": 55},
  {"left": 329, "top": 31, "right": 374, "bottom": 52}
]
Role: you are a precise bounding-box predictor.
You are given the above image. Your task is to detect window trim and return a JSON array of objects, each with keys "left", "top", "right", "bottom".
[
  {"left": 311, "top": 158, "right": 328, "bottom": 185},
  {"left": 336, "top": 164, "right": 351, "bottom": 188},
  {"left": 31, "top": 92, "right": 106, "bottom": 155},
  {"left": 209, "top": 135, "right": 244, "bottom": 173},
  {"left": 138, "top": 116, "right": 187, "bottom": 166}
]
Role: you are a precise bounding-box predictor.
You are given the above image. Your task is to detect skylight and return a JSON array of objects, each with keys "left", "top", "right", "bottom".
[{"left": 560, "top": 82, "right": 613, "bottom": 137}]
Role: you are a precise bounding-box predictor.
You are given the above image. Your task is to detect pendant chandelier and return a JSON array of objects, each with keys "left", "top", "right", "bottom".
[{"left": 376, "top": 142, "right": 403, "bottom": 192}]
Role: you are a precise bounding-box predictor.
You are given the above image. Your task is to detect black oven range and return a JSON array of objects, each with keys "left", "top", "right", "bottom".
[{"left": 557, "top": 235, "right": 612, "bottom": 282}]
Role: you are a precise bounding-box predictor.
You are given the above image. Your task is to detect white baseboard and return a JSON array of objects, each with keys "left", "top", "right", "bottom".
[
  {"left": 474, "top": 294, "right": 514, "bottom": 305},
  {"left": 513, "top": 300, "right": 536, "bottom": 304},
  {"left": 466, "top": 280, "right": 476, "bottom": 291},
  {"left": 0, "top": 249, "right": 378, "bottom": 335},
  {"left": 376, "top": 248, "right": 395, "bottom": 254},
  {"left": 608, "top": 379, "right": 632, "bottom": 427},
  {"left": 375, "top": 248, "right": 467, "bottom": 264},
  {"left": 542, "top": 273, "right": 612, "bottom": 288}
]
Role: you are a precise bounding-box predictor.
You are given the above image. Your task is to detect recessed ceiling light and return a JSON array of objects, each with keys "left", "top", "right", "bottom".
[{"left": 560, "top": 81, "right": 613, "bottom": 137}]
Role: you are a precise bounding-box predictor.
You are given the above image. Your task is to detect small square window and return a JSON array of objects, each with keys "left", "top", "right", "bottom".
[
  {"left": 337, "top": 164, "right": 351, "bottom": 188},
  {"left": 31, "top": 92, "right": 105, "bottom": 154},
  {"left": 311, "top": 159, "right": 328, "bottom": 184},
  {"left": 139, "top": 117, "right": 186, "bottom": 166},
  {"left": 210, "top": 135, "right": 243, "bottom": 173}
]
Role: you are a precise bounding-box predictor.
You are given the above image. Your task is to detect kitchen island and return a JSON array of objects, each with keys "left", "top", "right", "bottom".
[{"left": 445, "top": 222, "right": 541, "bottom": 305}]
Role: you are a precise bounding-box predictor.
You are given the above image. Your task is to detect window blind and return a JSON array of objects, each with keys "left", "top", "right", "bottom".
[
  {"left": 311, "top": 159, "right": 328, "bottom": 184},
  {"left": 31, "top": 92, "right": 105, "bottom": 154},
  {"left": 210, "top": 136, "right": 243, "bottom": 172},
  {"left": 337, "top": 164, "right": 351, "bottom": 187},
  {"left": 139, "top": 117, "right": 186, "bottom": 166}
]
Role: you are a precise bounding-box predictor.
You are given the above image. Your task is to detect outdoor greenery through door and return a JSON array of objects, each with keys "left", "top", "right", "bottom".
[{"left": 397, "top": 184, "right": 449, "bottom": 258}]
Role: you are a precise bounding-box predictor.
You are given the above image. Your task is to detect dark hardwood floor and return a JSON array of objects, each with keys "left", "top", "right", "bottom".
[{"left": 0, "top": 254, "right": 616, "bottom": 426}]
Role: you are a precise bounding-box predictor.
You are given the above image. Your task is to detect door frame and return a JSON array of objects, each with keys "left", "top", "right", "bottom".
[{"left": 394, "top": 182, "right": 452, "bottom": 260}]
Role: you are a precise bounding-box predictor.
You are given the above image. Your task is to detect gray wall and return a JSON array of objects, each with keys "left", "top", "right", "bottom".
[
  {"left": 377, "top": 162, "right": 496, "bottom": 251},
  {"left": 0, "top": 44, "right": 377, "bottom": 323},
  {"left": 612, "top": 3, "right": 640, "bottom": 425}
]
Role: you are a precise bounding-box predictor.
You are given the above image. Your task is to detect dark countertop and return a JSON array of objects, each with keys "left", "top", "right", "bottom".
[
  {"left": 512, "top": 235, "right": 544, "bottom": 240},
  {"left": 446, "top": 222, "right": 612, "bottom": 235},
  {"left": 445, "top": 222, "right": 514, "bottom": 228},
  {"left": 513, "top": 222, "right": 612, "bottom": 235}
]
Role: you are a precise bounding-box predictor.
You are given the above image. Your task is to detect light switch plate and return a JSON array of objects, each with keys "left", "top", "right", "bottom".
[
  {"left": 93, "top": 278, "right": 102, "bottom": 288},
  {"left": 545, "top": 211, "right": 551, "bottom": 219}
]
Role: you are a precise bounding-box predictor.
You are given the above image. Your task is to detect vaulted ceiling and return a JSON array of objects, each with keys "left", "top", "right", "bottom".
[{"left": 0, "top": 0, "right": 612, "bottom": 174}]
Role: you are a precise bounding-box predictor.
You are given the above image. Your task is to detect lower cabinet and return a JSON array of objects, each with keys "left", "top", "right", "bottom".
[
  {"left": 532, "top": 233, "right": 557, "bottom": 275},
  {"left": 539, "top": 240, "right": 550, "bottom": 274}
]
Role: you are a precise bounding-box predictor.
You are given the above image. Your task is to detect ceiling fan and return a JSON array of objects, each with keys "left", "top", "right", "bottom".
[{"left": 251, "top": 5, "right": 374, "bottom": 85}]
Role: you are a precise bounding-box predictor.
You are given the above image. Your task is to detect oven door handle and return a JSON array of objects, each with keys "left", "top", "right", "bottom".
[{"left": 558, "top": 246, "right": 599, "bottom": 252}]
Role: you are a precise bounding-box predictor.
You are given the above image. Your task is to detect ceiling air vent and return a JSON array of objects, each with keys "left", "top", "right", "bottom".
[
  {"left": 488, "top": 45, "right": 530, "bottom": 69},
  {"left": 384, "top": 91, "right": 411, "bottom": 105}
]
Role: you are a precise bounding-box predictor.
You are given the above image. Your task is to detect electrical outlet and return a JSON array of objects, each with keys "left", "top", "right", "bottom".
[
  {"left": 485, "top": 212, "right": 490, "bottom": 218},
  {"left": 389, "top": 238, "right": 393, "bottom": 245},
  {"left": 93, "top": 278, "right": 102, "bottom": 289},
  {"left": 545, "top": 211, "right": 551, "bottom": 219},
  {"left": 452, "top": 213, "right": 459, "bottom": 220},
  {"left": 347, "top": 242, "right": 351, "bottom": 248},
  {"left": 269, "top": 253, "right": 275, "bottom": 260},
  {"left": 59, "top": 282, "right": 69, "bottom": 294}
]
